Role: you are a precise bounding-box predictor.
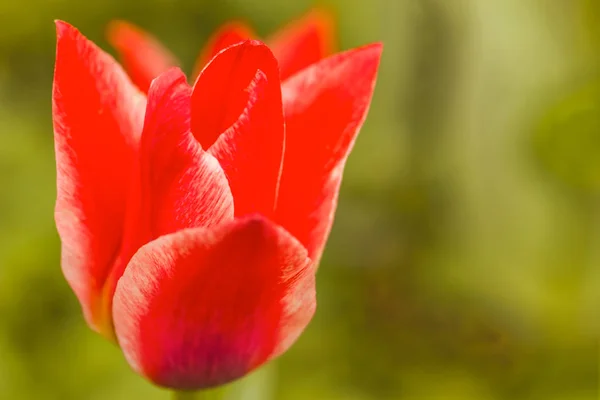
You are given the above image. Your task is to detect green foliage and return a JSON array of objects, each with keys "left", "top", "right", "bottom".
[{"left": 532, "top": 79, "right": 600, "bottom": 194}]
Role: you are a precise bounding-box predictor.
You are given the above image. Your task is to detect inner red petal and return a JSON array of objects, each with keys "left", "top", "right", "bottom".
[{"left": 191, "top": 41, "right": 265, "bottom": 149}]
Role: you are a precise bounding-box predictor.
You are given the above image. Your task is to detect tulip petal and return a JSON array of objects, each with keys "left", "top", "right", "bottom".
[
  {"left": 107, "top": 20, "right": 179, "bottom": 93},
  {"left": 275, "top": 43, "right": 382, "bottom": 262},
  {"left": 191, "top": 21, "right": 255, "bottom": 81},
  {"left": 52, "top": 21, "right": 146, "bottom": 331},
  {"left": 113, "top": 215, "right": 315, "bottom": 390},
  {"left": 191, "top": 41, "right": 285, "bottom": 218},
  {"left": 101, "top": 68, "right": 235, "bottom": 328},
  {"left": 268, "top": 9, "right": 335, "bottom": 81},
  {"left": 139, "top": 68, "right": 234, "bottom": 237}
]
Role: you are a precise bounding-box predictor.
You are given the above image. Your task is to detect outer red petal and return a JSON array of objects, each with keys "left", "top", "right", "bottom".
[
  {"left": 102, "top": 69, "right": 236, "bottom": 323},
  {"left": 191, "top": 41, "right": 285, "bottom": 218},
  {"left": 107, "top": 20, "right": 179, "bottom": 93},
  {"left": 52, "top": 21, "right": 146, "bottom": 332},
  {"left": 267, "top": 8, "right": 336, "bottom": 81},
  {"left": 275, "top": 43, "right": 382, "bottom": 263},
  {"left": 112, "top": 215, "right": 315, "bottom": 390},
  {"left": 191, "top": 21, "right": 255, "bottom": 82}
]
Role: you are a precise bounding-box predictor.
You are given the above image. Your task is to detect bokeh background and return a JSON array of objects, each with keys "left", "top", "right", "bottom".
[{"left": 0, "top": 0, "right": 598, "bottom": 398}]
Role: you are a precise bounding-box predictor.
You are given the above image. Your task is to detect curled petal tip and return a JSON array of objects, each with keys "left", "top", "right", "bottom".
[
  {"left": 106, "top": 20, "right": 141, "bottom": 45},
  {"left": 213, "top": 39, "right": 268, "bottom": 56},
  {"left": 191, "top": 20, "right": 256, "bottom": 80},
  {"left": 245, "top": 39, "right": 267, "bottom": 47},
  {"left": 106, "top": 19, "right": 178, "bottom": 93},
  {"left": 304, "top": 6, "right": 336, "bottom": 33},
  {"left": 155, "top": 66, "right": 187, "bottom": 83},
  {"left": 357, "top": 42, "right": 384, "bottom": 69},
  {"left": 105, "top": 20, "right": 126, "bottom": 42},
  {"left": 267, "top": 7, "right": 339, "bottom": 80},
  {"left": 366, "top": 42, "right": 384, "bottom": 53},
  {"left": 54, "top": 20, "right": 75, "bottom": 38},
  {"left": 343, "top": 42, "right": 384, "bottom": 72},
  {"left": 147, "top": 67, "right": 189, "bottom": 98}
]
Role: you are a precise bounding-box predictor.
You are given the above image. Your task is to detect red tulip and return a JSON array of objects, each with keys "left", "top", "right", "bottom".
[
  {"left": 52, "top": 17, "right": 381, "bottom": 390},
  {"left": 107, "top": 9, "right": 335, "bottom": 92}
]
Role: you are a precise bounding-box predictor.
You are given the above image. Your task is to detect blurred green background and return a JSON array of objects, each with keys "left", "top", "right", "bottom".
[{"left": 0, "top": 0, "right": 598, "bottom": 398}]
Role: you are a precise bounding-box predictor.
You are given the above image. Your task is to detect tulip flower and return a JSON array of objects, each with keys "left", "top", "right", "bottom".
[
  {"left": 52, "top": 16, "right": 381, "bottom": 392},
  {"left": 107, "top": 9, "right": 335, "bottom": 93}
]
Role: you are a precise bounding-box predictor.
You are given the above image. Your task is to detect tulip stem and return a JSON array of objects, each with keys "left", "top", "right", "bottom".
[
  {"left": 172, "top": 390, "right": 223, "bottom": 400},
  {"left": 172, "top": 391, "right": 195, "bottom": 400},
  {"left": 172, "top": 391, "right": 199, "bottom": 400}
]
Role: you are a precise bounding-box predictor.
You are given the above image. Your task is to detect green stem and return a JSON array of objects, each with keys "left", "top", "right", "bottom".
[
  {"left": 172, "top": 391, "right": 195, "bottom": 400},
  {"left": 172, "top": 389, "right": 223, "bottom": 400}
]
